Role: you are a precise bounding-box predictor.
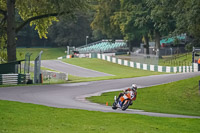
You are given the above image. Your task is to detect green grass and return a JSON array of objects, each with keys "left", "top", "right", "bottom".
[
  {"left": 117, "top": 53, "right": 194, "bottom": 66},
  {"left": 13, "top": 48, "right": 198, "bottom": 67},
  {"left": 63, "top": 58, "right": 163, "bottom": 81},
  {"left": 24, "top": 58, "right": 163, "bottom": 83},
  {"left": 0, "top": 100, "right": 200, "bottom": 133},
  {"left": 159, "top": 53, "right": 193, "bottom": 66},
  {"left": 17, "top": 48, "right": 66, "bottom": 61},
  {"left": 87, "top": 75, "right": 200, "bottom": 116}
]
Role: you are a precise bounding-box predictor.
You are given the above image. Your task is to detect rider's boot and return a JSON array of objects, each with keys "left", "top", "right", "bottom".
[{"left": 116, "top": 93, "right": 124, "bottom": 103}]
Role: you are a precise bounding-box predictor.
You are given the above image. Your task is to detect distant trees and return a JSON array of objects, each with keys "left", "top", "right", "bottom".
[
  {"left": 1, "top": 0, "right": 200, "bottom": 63},
  {"left": 174, "top": 0, "right": 200, "bottom": 47},
  {"left": 114, "top": 0, "right": 152, "bottom": 53},
  {"left": 48, "top": 13, "right": 93, "bottom": 47},
  {"left": 91, "top": 0, "right": 122, "bottom": 39},
  {"left": 91, "top": 0, "right": 200, "bottom": 55}
]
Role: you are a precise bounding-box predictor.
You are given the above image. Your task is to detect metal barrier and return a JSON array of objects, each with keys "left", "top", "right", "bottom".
[
  {"left": 0, "top": 74, "right": 30, "bottom": 85},
  {"left": 130, "top": 52, "right": 159, "bottom": 65},
  {"left": 97, "top": 53, "right": 198, "bottom": 73},
  {"left": 42, "top": 70, "right": 68, "bottom": 81},
  {"left": 34, "top": 51, "right": 43, "bottom": 83}
]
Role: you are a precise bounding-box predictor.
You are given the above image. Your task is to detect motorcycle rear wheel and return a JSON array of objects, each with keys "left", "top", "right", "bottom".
[{"left": 112, "top": 101, "right": 117, "bottom": 110}]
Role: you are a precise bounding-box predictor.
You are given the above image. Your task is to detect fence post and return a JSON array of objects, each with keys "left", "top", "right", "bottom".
[
  {"left": 34, "top": 51, "right": 43, "bottom": 83},
  {"left": 18, "top": 74, "right": 21, "bottom": 84},
  {"left": 192, "top": 47, "right": 195, "bottom": 63},
  {"left": 0, "top": 74, "right": 2, "bottom": 85}
]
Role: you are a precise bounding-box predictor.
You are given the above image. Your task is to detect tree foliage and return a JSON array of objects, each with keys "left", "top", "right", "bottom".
[
  {"left": 0, "top": 0, "right": 89, "bottom": 62},
  {"left": 91, "top": 0, "right": 122, "bottom": 39},
  {"left": 174, "top": 0, "right": 200, "bottom": 46},
  {"left": 116, "top": 0, "right": 152, "bottom": 52},
  {"left": 15, "top": 0, "right": 88, "bottom": 38},
  {"left": 91, "top": 0, "right": 200, "bottom": 54},
  {"left": 1, "top": 0, "right": 200, "bottom": 63},
  {"left": 48, "top": 12, "right": 93, "bottom": 47}
]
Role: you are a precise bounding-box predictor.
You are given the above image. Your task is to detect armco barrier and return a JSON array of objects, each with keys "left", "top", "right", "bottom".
[
  {"left": 97, "top": 54, "right": 198, "bottom": 73},
  {"left": 42, "top": 70, "right": 68, "bottom": 81},
  {"left": 0, "top": 74, "right": 30, "bottom": 85}
]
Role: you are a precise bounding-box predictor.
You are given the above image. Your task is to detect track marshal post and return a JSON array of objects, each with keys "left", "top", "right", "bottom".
[{"left": 34, "top": 51, "right": 43, "bottom": 84}]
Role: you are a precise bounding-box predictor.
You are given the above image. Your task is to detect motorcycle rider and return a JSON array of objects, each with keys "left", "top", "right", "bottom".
[{"left": 116, "top": 84, "right": 137, "bottom": 105}]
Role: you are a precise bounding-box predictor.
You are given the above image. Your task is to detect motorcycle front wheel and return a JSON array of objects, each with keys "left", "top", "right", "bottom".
[{"left": 122, "top": 100, "right": 130, "bottom": 111}]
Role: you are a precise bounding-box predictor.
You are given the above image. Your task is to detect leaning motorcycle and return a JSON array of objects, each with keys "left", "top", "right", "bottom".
[{"left": 112, "top": 91, "right": 135, "bottom": 111}]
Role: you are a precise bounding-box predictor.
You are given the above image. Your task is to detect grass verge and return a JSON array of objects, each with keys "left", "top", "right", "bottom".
[
  {"left": 63, "top": 58, "right": 163, "bottom": 81},
  {"left": 17, "top": 48, "right": 66, "bottom": 61},
  {"left": 0, "top": 100, "right": 200, "bottom": 133},
  {"left": 159, "top": 53, "right": 192, "bottom": 66},
  {"left": 87, "top": 75, "right": 200, "bottom": 116},
  {"left": 116, "top": 53, "right": 193, "bottom": 66}
]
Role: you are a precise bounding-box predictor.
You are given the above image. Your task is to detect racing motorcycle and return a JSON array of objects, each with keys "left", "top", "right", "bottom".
[{"left": 112, "top": 91, "right": 136, "bottom": 111}]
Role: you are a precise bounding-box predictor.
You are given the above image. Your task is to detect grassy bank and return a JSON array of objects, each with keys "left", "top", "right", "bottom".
[
  {"left": 25, "top": 58, "right": 163, "bottom": 84},
  {"left": 159, "top": 53, "right": 192, "bottom": 66},
  {"left": 0, "top": 100, "right": 199, "bottom": 133},
  {"left": 63, "top": 58, "right": 163, "bottom": 81},
  {"left": 13, "top": 48, "right": 165, "bottom": 83},
  {"left": 87, "top": 75, "right": 200, "bottom": 116},
  {"left": 116, "top": 53, "right": 193, "bottom": 66},
  {"left": 17, "top": 48, "right": 66, "bottom": 60},
  {"left": 15, "top": 48, "right": 195, "bottom": 67}
]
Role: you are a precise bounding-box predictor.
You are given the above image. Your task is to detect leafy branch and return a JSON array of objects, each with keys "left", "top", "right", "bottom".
[
  {"left": 0, "top": 9, "right": 7, "bottom": 25},
  {"left": 16, "top": 12, "right": 65, "bottom": 33}
]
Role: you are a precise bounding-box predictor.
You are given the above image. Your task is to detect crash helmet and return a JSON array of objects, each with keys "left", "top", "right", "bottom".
[{"left": 131, "top": 84, "right": 137, "bottom": 91}]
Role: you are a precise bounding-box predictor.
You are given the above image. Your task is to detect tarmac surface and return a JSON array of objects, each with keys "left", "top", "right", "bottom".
[
  {"left": 0, "top": 71, "right": 200, "bottom": 118},
  {"left": 41, "top": 60, "right": 114, "bottom": 77}
]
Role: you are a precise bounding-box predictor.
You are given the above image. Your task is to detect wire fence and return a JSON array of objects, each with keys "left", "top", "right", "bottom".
[
  {"left": 161, "top": 60, "right": 192, "bottom": 66},
  {"left": 159, "top": 52, "right": 193, "bottom": 66},
  {"left": 131, "top": 47, "right": 194, "bottom": 66},
  {"left": 130, "top": 52, "right": 159, "bottom": 65}
]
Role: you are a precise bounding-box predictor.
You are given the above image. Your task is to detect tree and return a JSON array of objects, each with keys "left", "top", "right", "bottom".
[
  {"left": 112, "top": 9, "right": 143, "bottom": 51},
  {"left": 0, "top": 0, "right": 88, "bottom": 62},
  {"left": 16, "top": 24, "right": 53, "bottom": 48},
  {"left": 117, "top": 0, "right": 153, "bottom": 54},
  {"left": 173, "top": 0, "right": 200, "bottom": 47},
  {"left": 144, "top": 0, "right": 177, "bottom": 56},
  {"left": 6, "top": 0, "right": 16, "bottom": 62},
  {"left": 48, "top": 12, "right": 93, "bottom": 47},
  {"left": 91, "top": 0, "right": 122, "bottom": 39}
]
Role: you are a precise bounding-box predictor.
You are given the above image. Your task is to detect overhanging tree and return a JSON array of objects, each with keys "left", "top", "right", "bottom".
[{"left": 0, "top": 0, "right": 88, "bottom": 62}]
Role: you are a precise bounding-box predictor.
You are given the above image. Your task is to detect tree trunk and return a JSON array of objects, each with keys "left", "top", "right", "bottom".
[
  {"left": 155, "top": 30, "right": 161, "bottom": 57},
  {"left": 129, "top": 39, "right": 141, "bottom": 53},
  {"left": 144, "top": 35, "right": 149, "bottom": 55},
  {"left": 7, "top": 0, "right": 16, "bottom": 62},
  {"left": 128, "top": 40, "right": 132, "bottom": 52}
]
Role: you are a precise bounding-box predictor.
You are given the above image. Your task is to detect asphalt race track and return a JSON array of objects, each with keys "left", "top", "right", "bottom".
[
  {"left": 41, "top": 60, "right": 114, "bottom": 77},
  {"left": 0, "top": 71, "right": 200, "bottom": 118}
]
